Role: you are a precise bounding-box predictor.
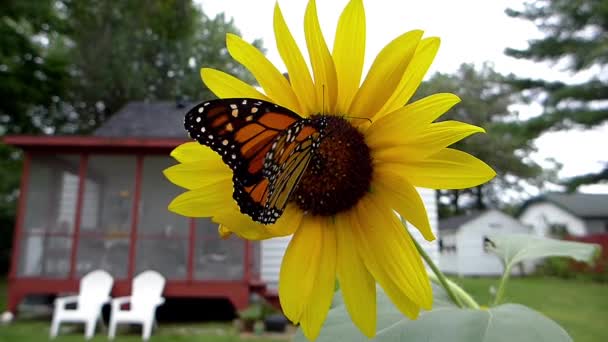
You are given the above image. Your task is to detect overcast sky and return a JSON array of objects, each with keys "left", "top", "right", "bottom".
[{"left": 197, "top": 0, "right": 608, "bottom": 194}]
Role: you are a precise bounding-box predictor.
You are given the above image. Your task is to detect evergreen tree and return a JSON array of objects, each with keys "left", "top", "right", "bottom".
[{"left": 504, "top": 0, "right": 608, "bottom": 190}]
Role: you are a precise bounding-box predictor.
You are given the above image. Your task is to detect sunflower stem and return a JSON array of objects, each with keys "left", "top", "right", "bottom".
[
  {"left": 493, "top": 262, "right": 512, "bottom": 306},
  {"left": 410, "top": 233, "right": 465, "bottom": 308}
]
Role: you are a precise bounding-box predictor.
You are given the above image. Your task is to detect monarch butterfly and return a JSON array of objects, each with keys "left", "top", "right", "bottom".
[{"left": 184, "top": 98, "right": 327, "bottom": 224}]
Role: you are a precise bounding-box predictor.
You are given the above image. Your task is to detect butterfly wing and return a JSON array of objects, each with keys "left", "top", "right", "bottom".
[
  {"left": 184, "top": 98, "right": 301, "bottom": 186},
  {"left": 261, "top": 120, "right": 325, "bottom": 223},
  {"left": 185, "top": 98, "right": 320, "bottom": 224}
]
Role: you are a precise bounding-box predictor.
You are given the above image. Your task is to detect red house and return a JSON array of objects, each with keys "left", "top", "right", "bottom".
[{"left": 3, "top": 101, "right": 265, "bottom": 315}]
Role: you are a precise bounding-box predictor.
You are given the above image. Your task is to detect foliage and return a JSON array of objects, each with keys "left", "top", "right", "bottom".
[
  {"left": 60, "top": 0, "right": 261, "bottom": 133},
  {"left": 416, "top": 63, "right": 548, "bottom": 216},
  {"left": 504, "top": 0, "right": 608, "bottom": 189}
]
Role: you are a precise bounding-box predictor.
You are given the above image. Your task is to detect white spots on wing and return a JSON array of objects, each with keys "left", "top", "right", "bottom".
[
  {"left": 251, "top": 107, "right": 258, "bottom": 114},
  {"left": 198, "top": 107, "right": 204, "bottom": 114},
  {"left": 208, "top": 134, "right": 214, "bottom": 140},
  {"left": 232, "top": 109, "right": 239, "bottom": 117},
  {"left": 222, "top": 139, "right": 229, "bottom": 146},
  {"left": 242, "top": 99, "right": 248, "bottom": 105},
  {"left": 200, "top": 127, "right": 206, "bottom": 132},
  {"left": 230, "top": 104, "right": 237, "bottom": 109},
  {"left": 231, "top": 154, "right": 236, "bottom": 159},
  {"left": 245, "top": 115, "right": 253, "bottom": 122},
  {"left": 225, "top": 123, "right": 234, "bottom": 132},
  {"left": 196, "top": 116, "right": 202, "bottom": 123}
]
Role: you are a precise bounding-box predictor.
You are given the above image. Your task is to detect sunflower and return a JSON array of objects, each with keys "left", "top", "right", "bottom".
[{"left": 164, "top": 0, "right": 495, "bottom": 340}]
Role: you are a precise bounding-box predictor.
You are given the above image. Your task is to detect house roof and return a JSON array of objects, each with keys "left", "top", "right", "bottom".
[
  {"left": 519, "top": 192, "right": 608, "bottom": 219},
  {"left": 94, "top": 101, "right": 193, "bottom": 138},
  {"left": 438, "top": 210, "right": 485, "bottom": 231}
]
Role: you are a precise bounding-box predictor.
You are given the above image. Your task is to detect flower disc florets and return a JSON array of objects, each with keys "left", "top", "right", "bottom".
[{"left": 292, "top": 115, "right": 372, "bottom": 216}]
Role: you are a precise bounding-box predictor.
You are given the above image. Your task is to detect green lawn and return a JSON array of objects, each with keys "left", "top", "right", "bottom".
[
  {"left": 452, "top": 276, "right": 608, "bottom": 342},
  {"left": 1, "top": 277, "right": 606, "bottom": 341}
]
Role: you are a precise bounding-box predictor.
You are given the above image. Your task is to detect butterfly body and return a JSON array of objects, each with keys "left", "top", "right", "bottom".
[{"left": 185, "top": 98, "right": 325, "bottom": 224}]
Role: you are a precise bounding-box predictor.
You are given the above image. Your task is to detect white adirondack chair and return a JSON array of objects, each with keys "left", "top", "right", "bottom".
[
  {"left": 108, "top": 270, "right": 166, "bottom": 341},
  {"left": 50, "top": 270, "right": 114, "bottom": 339}
]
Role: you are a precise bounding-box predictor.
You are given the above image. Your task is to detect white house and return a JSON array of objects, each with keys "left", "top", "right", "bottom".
[
  {"left": 261, "top": 188, "right": 439, "bottom": 289},
  {"left": 438, "top": 209, "right": 532, "bottom": 276},
  {"left": 519, "top": 192, "right": 608, "bottom": 237}
]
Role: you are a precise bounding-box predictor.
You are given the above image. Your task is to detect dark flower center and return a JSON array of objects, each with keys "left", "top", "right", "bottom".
[{"left": 291, "top": 115, "right": 373, "bottom": 216}]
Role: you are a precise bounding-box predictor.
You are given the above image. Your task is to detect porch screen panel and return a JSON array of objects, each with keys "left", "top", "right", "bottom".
[
  {"left": 76, "top": 155, "right": 135, "bottom": 278},
  {"left": 18, "top": 154, "right": 79, "bottom": 277},
  {"left": 135, "top": 156, "right": 188, "bottom": 279},
  {"left": 195, "top": 219, "right": 245, "bottom": 280}
]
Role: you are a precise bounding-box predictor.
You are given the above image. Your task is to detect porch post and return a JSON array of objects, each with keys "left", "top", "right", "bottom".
[
  {"left": 69, "top": 154, "right": 88, "bottom": 279},
  {"left": 127, "top": 155, "right": 144, "bottom": 281},
  {"left": 8, "top": 152, "right": 31, "bottom": 281}
]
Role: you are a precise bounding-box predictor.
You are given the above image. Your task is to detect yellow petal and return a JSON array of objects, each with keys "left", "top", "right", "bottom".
[
  {"left": 332, "top": 0, "right": 365, "bottom": 114},
  {"left": 226, "top": 33, "right": 301, "bottom": 113},
  {"left": 390, "top": 148, "right": 497, "bottom": 189},
  {"left": 348, "top": 30, "right": 422, "bottom": 119},
  {"left": 201, "top": 68, "right": 271, "bottom": 101},
  {"left": 304, "top": 0, "right": 338, "bottom": 114},
  {"left": 375, "top": 37, "right": 441, "bottom": 119},
  {"left": 365, "top": 93, "right": 461, "bottom": 148},
  {"left": 299, "top": 218, "right": 336, "bottom": 341},
  {"left": 170, "top": 142, "right": 221, "bottom": 164},
  {"left": 353, "top": 195, "right": 433, "bottom": 315},
  {"left": 279, "top": 217, "right": 336, "bottom": 340},
  {"left": 214, "top": 204, "right": 303, "bottom": 241},
  {"left": 269, "top": 204, "right": 304, "bottom": 237},
  {"left": 279, "top": 217, "right": 322, "bottom": 322},
  {"left": 218, "top": 224, "right": 233, "bottom": 239},
  {"left": 163, "top": 160, "right": 231, "bottom": 190},
  {"left": 372, "top": 121, "right": 485, "bottom": 162},
  {"left": 274, "top": 3, "right": 317, "bottom": 115},
  {"left": 213, "top": 210, "right": 274, "bottom": 240},
  {"left": 373, "top": 166, "right": 435, "bottom": 241},
  {"left": 168, "top": 179, "right": 234, "bottom": 217},
  {"left": 335, "top": 212, "right": 376, "bottom": 337}
]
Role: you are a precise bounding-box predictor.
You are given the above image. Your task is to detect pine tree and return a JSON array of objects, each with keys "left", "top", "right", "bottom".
[{"left": 505, "top": 0, "right": 608, "bottom": 190}]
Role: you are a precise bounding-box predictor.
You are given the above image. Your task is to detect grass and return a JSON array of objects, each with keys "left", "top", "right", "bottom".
[
  {"left": 1, "top": 277, "right": 606, "bottom": 341},
  {"left": 451, "top": 276, "right": 608, "bottom": 342}
]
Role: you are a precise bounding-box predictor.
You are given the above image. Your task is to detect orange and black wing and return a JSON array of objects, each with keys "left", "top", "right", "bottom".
[
  {"left": 184, "top": 98, "right": 312, "bottom": 223},
  {"left": 185, "top": 98, "right": 301, "bottom": 187},
  {"left": 258, "top": 119, "right": 326, "bottom": 223}
]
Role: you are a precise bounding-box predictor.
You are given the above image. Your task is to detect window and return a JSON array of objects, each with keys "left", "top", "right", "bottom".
[
  {"left": 18, "top": 154, "right": 80, "bottom": 278},
  {"left": 76, "top": 155, "right": 136, "bottom": 278},
  {"left": 135, "top": 156, "right": 189, "bottom": 279}
]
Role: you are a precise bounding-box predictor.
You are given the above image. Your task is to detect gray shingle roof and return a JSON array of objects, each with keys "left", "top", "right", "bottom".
[
  {"left": 438, "top": 210, "right": 485, "bottom": 231},
  {"left": 523, "top": 192, "right": 608, "bottom": 219},
  {"left": 94, "top": 101, "right": 193, "bottom": 138}
]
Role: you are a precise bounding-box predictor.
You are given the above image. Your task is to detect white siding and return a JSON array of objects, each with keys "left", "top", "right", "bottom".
[
  {"left": 261, "top": 188, "right": 439, "bottom": 289},
  {"left": 439, "top": 210, "right": 533, "bottom": 276},
  {"left": 519, "top": 202, "right": 587, "bottom": 237}
]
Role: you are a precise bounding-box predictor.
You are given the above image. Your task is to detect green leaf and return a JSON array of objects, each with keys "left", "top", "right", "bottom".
[
  {"left": 295, "top": 286, "right": 571, "bottom": 342},
  {"left": 487, "top": 234, "right": 600, "bottom": 270}
]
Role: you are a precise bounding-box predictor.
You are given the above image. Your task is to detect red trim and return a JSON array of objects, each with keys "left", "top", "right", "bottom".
[
  {"left": 187, "top": 219, "right": 196, "bottom": 283},
  {"left": 3, "top": 135, "right": 187, "bottom": 152},
  {"left": 9, "top": 152, "right": 31, "bottom": 280},
  {"left": 69, "top": 154, "right": 88, "bottom": 278},
  {"left": 127, "top": 155, "right": 144, "bottom": 280}
]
